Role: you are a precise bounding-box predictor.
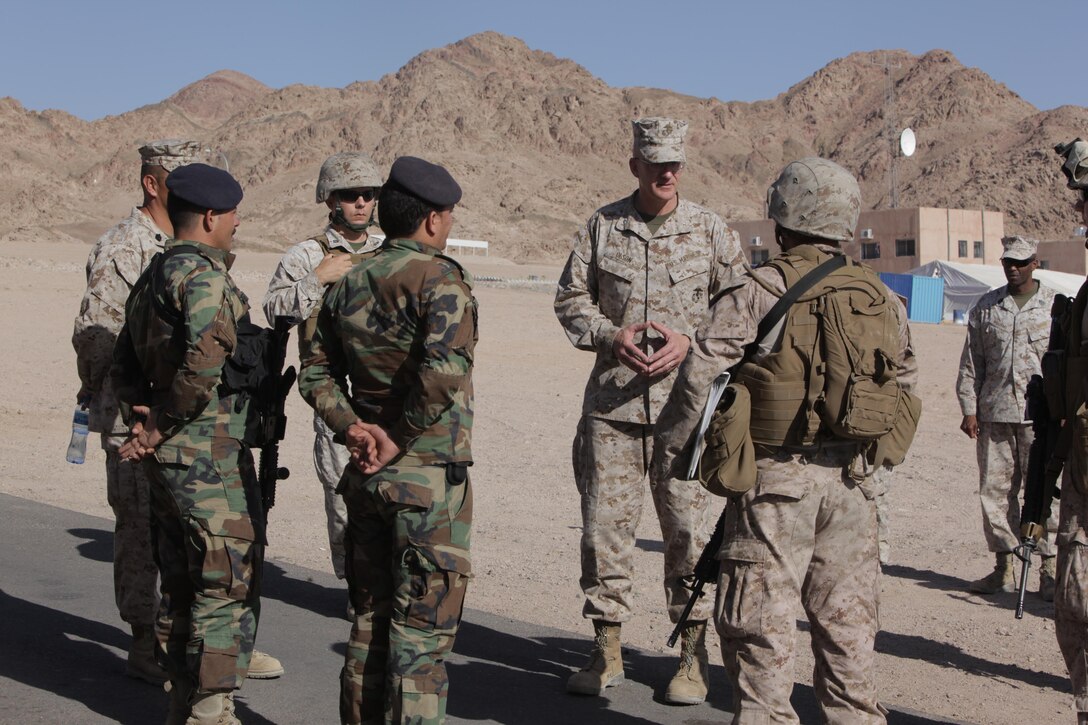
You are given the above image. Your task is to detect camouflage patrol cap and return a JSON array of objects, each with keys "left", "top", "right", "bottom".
[
  {"left": 767, "top": 157, "right": 861, "bottom": 242},
  {"left": 316, "top": 152, "right": 383, "bottom": 203},
  {"left": 1055, "top": 138, "right": 1088, "bottom": 190},
  {"left": 138, "top": 139, "right": 203, "bottom": 172},
  {"left": 631, "top": 117, "right": 687, "bottom": 164},
  {"left": 1000, "top": 235, "right": 1039, "bottom": 261}
]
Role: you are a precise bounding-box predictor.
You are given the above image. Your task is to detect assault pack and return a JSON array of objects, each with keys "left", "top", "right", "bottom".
[
  {"left": 736, "top": 245, "right": 919, "bottom": 458},
  {"left": 698, "top": 245, "right": 921, "bottom": 498}
]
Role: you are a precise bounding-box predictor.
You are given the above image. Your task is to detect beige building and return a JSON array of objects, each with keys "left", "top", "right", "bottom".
[
  {"left": 732, "top": 206, "right": 1087, "bottom": 275},
  {"left": 732, "top": 207, "right": 1005, "bottom": 274},
  {"left": 1038, "top": 238, "right": 1088, "bottom": 275}
]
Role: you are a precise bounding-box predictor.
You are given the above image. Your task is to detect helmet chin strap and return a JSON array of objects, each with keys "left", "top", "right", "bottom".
[{"left": 330, "top": 202, "right": 372, "bottom": 233}]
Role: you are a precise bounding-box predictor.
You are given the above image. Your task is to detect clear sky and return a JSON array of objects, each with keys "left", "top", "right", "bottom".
[{"left": 0, "top": 0, "right": 1080, "bottom": 121}]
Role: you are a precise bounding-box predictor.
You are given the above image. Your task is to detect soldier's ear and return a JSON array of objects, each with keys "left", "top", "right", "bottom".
[
  {"left": 142, "top": 172, "right": 161, "bottom": 202},
  {"left": 424, "top": 209, "right": 440, "bottom": 237}
]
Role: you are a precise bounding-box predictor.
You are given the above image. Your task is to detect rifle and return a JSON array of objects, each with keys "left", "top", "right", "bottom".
[
  {"left": 256, "top": 316, "right": 296, "bottom": 515},
  {"left": 668, "top": 507, "right": 726, "bottom": 647},
  {"left": 1014, "top": 295, "right": 1071, "bottom": 619}
]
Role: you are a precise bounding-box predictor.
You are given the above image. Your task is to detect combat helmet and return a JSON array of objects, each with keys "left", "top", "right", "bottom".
[
  {"left": 1056, "top": 138, "right": 1088, "bottom": 191},
  {"left": 317, "top": 152, "right": 382, "bottom": 233},
  {"left": 767, "top": 157, "right": 861, "bottom": 242},
  {"left": 315, "top": 152, "right": 382, "bottom": 203}
]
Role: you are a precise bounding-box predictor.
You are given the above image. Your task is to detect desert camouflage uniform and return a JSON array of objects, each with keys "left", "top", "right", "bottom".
[
  {"left": 654, "top": 244, "right": 917, "bottom": 723},
  {"left": 555, "top": 195, "right": 741, "bottom": 623},
  {"left": 872, "top": 464, "right": 893, "bottom": 565},
  {"left": 112, "top": 240, "right": 263, "bottom": 693},
  {"left": 263, "top": 225, "right": 382, "bottom": 578},
  {"left": 1056, "top": 283, "right": 1088, "bottom": 720},
  {"left": 72, "top": 207, "right": 168, "bottom": 628},
  {"left": 956, "top": 283, "right": 1057, "bottom": 556},
  {"left": 299, "top": 238, "right": 477, "bottom": 725}
]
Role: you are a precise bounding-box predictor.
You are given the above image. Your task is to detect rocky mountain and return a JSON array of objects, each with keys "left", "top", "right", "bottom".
[{"left": 2, "top": 31, "right": 1085, "bottom": 261}]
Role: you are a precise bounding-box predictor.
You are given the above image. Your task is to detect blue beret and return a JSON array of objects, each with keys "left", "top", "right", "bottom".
[
  {"left": 166, "top": 163, "right": 243, "bottom": 211},
  {"left": 386, "top": 156, "right": 462, "bottom": 207}
]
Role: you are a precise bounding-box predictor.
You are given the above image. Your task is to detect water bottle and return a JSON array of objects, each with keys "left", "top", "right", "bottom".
[{"left": 66, "top": 404, "right": 90, "bottom": 464}]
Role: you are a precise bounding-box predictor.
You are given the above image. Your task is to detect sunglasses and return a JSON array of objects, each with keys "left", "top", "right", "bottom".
[{"left": 336, "top": 188, "right": 378, "bottom": 203}]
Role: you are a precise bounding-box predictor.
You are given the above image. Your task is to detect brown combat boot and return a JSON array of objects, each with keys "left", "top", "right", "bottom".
[
  {"left": 185, "top": 692, "right": 240, "bottom": 725},
  {"left": 126, "top": 624, "right": 167, "bottom": 685},
  {"left": 1039, "top": 556, "right": 1057, "bottom": 602},
  {"left": 665, "top": 621, "right": 709, "bottom": 705},
  {"left": 245, "top": 650, "right": 284, "bottom": 679},
  {"left": 968, "top": 552, "right": 1015, "bottom": 594},
  {"left": 567, "top": 621, "right": 624, "bottom": 695}
]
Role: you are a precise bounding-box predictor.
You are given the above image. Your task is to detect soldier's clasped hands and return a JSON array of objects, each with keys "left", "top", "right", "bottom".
[
  {"left": 612, "top": 321, "right": 690, "bottom": 377},
  {"left": 345, "top": 420, "right": 403, "bottom": 475},
  {"left": 118, "top": 405, "right": 164, "bottom": 462}
]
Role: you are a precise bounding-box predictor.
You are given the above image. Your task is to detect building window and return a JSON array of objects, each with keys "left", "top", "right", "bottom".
[
  {"left": 861, "top": 242, "right": 880, "bottom": 260},
  {"left": 958, "top": 240, "right": 968, "bottom": 257},
  {"left": 973, "top": 241, "right": 983, "bottom": 258},
  {"left": 751, "top": 249, "right": 769, "bottom": 265},
  {"left": 895, "top": 238, "right": 916, "bottom": 257},
  {"left": 1039, "top": 259, "right": 1051, "bottom": 270}
]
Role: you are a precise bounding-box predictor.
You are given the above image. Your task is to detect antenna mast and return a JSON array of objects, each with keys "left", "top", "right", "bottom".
[{"left": 872, "top": 53, "right": 902, "bottom": 208}]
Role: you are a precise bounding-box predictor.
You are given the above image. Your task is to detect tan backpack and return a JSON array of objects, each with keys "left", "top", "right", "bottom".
[{"left": 699, "top": 247, "right": 921, "bottom": 497}]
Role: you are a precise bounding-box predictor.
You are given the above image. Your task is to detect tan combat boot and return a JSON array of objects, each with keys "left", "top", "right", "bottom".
[
  {"left": 185, "top": 692, "right": 240, "bottom": 725},
  {"left": 126, "top": 624, "right": 167, "bottom": 685},
  {"left": 246, "top": 650, "right": 284, "bottom": 679},
  {"left": 1039, "top": 556, "right": 1057, "bottom": 602},
  {"left": 968, "top": 552, "right": 1015, "bottom": 594},
  {"left": 665, "top": 621, "right": 709, "bottom": 705},
  {"left": 164, "top": 679, "right": 193, "bottom": 725},
  {"left": 567, "top": 621, "right": 624, "bottom": 695}
]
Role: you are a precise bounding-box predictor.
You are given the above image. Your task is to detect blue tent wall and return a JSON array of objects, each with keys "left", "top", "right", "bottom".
[
  {"left": 908, "top": 275, "right": 944, "bottom": 323},
  {"left": 878, "top": 273, "right": 944, "bottom": 324}
]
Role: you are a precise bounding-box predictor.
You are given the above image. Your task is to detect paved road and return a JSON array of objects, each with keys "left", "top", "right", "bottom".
[{"left": 0, "top": 492, "right": 967, "bottom": 724}]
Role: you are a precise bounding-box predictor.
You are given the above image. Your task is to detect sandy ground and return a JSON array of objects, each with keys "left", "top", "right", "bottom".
[{"left": 0, "top": 237, "right": 1073, "bottom": 724}]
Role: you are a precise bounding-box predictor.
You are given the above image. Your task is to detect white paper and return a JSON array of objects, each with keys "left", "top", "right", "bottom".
[{"left": 686, "top": 371, "right": 732, "bottom": 480}]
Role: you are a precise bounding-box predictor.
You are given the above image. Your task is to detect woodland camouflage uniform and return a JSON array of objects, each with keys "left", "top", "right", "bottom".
[
  {"left": 299, "top": 167, "right": 476, "bottom": 724},
  {"left": 112, "top": 237, "right": 265, "bottom": 697}
]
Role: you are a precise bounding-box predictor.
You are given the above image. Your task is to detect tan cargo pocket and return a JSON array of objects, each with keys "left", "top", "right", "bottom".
[
  {"left": 715, "top": 538, "right": 767, "bottom": 638},
  {"left": 597, "top": 254, "right": 637, "bottom": 320},
  {"left": 1057, "top": 543, "right": 1088, "bottom": 625}
]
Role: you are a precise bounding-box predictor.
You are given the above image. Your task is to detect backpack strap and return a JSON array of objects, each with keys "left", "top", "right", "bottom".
[{"left": 755, "top": 255, "right": 847, "bottom": 343}]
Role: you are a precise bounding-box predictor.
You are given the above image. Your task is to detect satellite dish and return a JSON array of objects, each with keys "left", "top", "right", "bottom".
[{"left": 900, "top": 127, "right": 917, "bottom": 157}]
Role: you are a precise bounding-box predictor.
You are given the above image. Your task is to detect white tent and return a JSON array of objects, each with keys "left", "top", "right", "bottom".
[{"left": 908, "top": 260, "right": 1084, "bottom": 319}]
